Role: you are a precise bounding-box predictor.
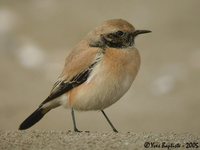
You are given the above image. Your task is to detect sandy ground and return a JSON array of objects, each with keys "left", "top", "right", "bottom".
[{"left": 0, "top": 130, "right": 199, "bottom": 150}]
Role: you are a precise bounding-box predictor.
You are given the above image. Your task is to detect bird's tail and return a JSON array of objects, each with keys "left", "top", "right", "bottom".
[
  {"left": 19, "top": 97, "right": 61, "bottom": 130},
  {"left": 19, "top": 107, "right": 48, "bottom": 130}
]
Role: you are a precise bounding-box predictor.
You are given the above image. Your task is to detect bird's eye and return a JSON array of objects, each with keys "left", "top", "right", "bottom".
[{"left": 116, "top": 31, "right": 124, "bottom": 36}]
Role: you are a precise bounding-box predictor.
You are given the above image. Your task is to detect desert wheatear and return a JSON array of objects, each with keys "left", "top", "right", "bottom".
[{"left": 19, "top": 19, "right": 151, "bottom": 132}]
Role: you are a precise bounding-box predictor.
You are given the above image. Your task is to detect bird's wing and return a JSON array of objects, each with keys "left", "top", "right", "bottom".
[{"left": 40, "top": 47, "right": 103, "bottom": 107}]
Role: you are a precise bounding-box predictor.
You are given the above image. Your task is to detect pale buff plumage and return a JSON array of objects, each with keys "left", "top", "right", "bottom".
[
  {"left": 19, "top": 19, "right": 151, "bottom": 131},
  {"left": 68, "top": 47, "right": 140, "bottom": 110},
  {"left": 55, "top": 19, "right": 141, "bottom": 111}
]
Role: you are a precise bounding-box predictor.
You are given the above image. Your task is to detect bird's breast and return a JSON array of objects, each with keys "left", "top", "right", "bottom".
[{"left": 69, "top": 48, "right": 140, "bottom": 111}]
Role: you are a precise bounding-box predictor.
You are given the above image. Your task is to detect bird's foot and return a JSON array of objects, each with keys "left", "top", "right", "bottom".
[
  {"left": 113, "top": 128, "right": 118, "bottom": 133},
  {"left": 74, "top": 128, "right": 82, "bottom": 132}
]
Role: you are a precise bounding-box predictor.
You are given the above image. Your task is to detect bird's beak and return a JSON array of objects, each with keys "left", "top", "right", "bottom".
[{"left": 132, "top": 30, "right": 152, "bottom": 37}]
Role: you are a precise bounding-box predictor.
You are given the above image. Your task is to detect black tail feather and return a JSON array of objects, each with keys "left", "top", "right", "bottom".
[{"left": 19, "top": 108, "right": 46, "bottom": 130}]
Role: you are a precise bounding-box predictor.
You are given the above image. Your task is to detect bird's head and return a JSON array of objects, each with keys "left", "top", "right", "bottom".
[{"left": 88, "top": 19, "right": 151, "bottom": 49}]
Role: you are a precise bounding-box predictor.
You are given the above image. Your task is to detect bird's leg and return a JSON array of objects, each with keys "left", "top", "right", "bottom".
[
  {"left": 101, "top": 110, "right": 118, "bottom": 132},
  {"left": 71, "top": 108, "right": 81, "bottom": 132}
]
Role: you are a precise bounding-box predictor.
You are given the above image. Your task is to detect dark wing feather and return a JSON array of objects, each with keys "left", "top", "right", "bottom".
[{"left": 40, "top": 62, "right": 97, "bottom": 107}]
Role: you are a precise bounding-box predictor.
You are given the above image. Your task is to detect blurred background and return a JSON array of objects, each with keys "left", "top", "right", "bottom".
[{"left": 0, "top": 0, "right": 200, "bottom": 133}]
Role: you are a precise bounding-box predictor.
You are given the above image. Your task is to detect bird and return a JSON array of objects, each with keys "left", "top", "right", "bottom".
[{"left": 19, "top": 19, "right": 151, "bottom": 132}]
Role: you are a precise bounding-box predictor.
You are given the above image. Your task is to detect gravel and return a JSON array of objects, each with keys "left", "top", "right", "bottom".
[{"left": 0, "top": 130, "right": 199, "bottom": 150}]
